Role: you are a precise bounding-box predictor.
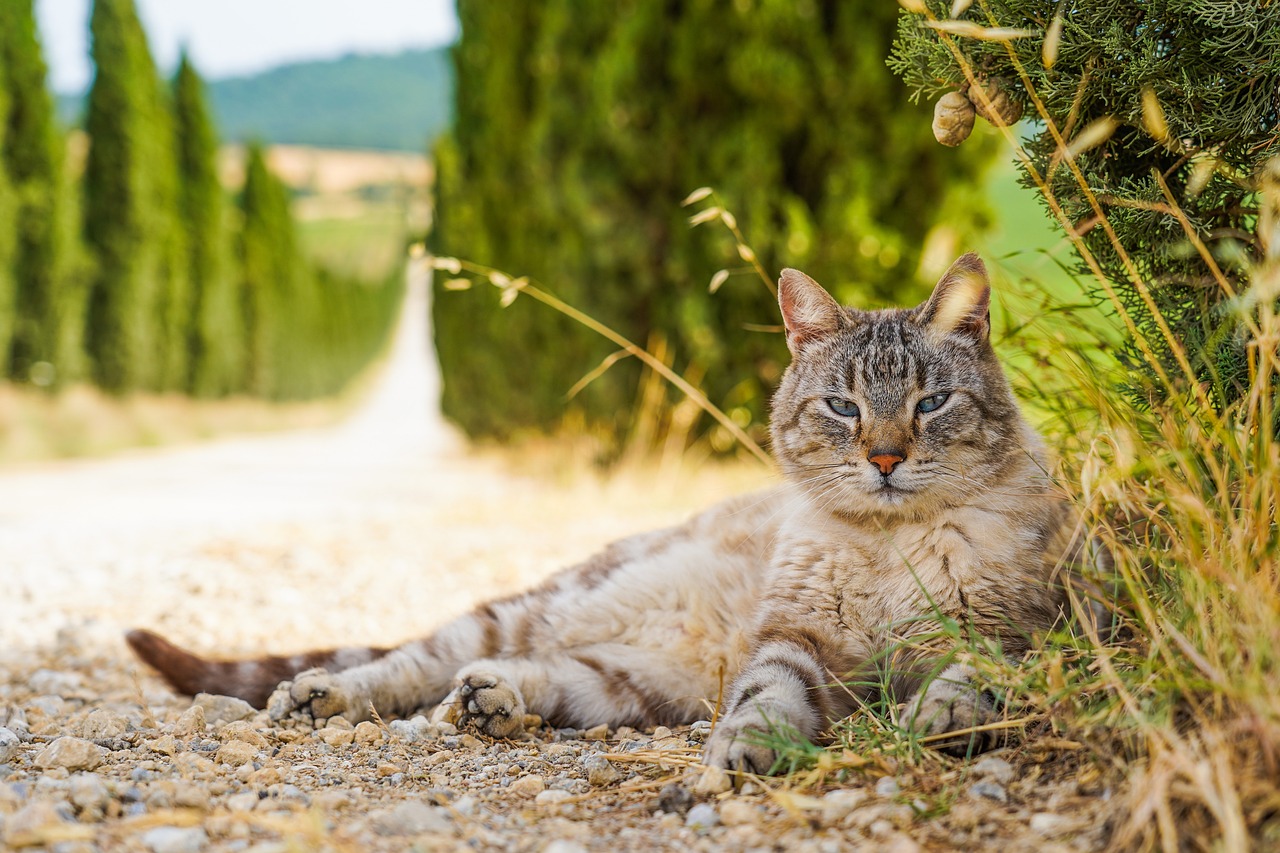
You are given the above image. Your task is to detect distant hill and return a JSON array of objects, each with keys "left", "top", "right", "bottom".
[{"left": 59, "top": 47, "right": 454, "bottom": 153}]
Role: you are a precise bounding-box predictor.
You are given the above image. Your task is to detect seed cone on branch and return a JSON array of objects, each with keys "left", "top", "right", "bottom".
[
  {"left": 968, "top": 75, "right": 1023, "bottom": 126},
  {"left": 933, "top": 91, "right": 976, "bottom": 146}
]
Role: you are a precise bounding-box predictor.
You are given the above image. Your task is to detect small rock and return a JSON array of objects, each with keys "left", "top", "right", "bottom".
[
  {"left": 370, "top": 800, "right": 451, "bottom": 835},
  {"left": 582, "top": 724, "right": 609, "bottom": 741},
  {"left": 458, "top": 734, "right": 483, "bottom": 750},
  {"left": 693, "top": 766, "right": 731, "bottom": 795},
  {"left": 685, "top": 802, "right": 719, "bottom": 832},
  {"left": 76, "top": 709, "right": 127, "bottom": 740},
  {"left": 972, "top": 756, "right": 1015, "bottom": 785},
  {"left": 35, "top": 737, "right": 104, "bottom": 771},
  {"left": 172, "top": 706, "right": 205, "bottom": 738},
  {"left": 172, "top": 782, "right": 210, "bottom": 810},
  {"left": 427, "top": 749, "right": 455, "bottom": 766},
  {"left": 508, "top": 775, "right": 546, "bottom": 797},
  {"left": 656, "top": 783, "right": 693, "bottom": 815},
  {"left": 219, "top": 721, "right": 267, "bottom": 747},
  {"left": 141, "top": 826, "right": 208, "bottom": 853},
  {"left": 148, "top": 735, "right": 178, "bottom": 756},
  {"left": 29, "top": 669, "right": 81, "bottom": 695},
  {"left": 3, "top": 800, "right": 69, "bottom": 846},
  {"left": 354, "top": 721, "right": 383, "bottom": 745},
  {"left": 1030, "top": 812, "right": 1074, "bottom": 835},
  {"left": 543, "top": 842, "right": 588, "bottom": 853},
  {"left": 317, "top": 727, "right": 354, "bottom": 748},
  {"left": 225, "top": 793, "right": 258, "bottom": 813},
  {"left": 214, "top": 740, "right": 257, "bottom": 767},
  {"left": 719, "top": 800, "right": 758, "bottom": 827},
  {"left": 875, "top": 776, "right": 900, "bottom": 798},
  {"left": 535, "top": 789, "right": 572, "bottom": 806},
  {"left": 0, "top": 728, "right": 18, "bottom": 763},
  {"left": 581, "top": 754, "right": 621, "bottom": 787},
  {"left": 193, "top": 694, "right": 254, "bottom": 727},
  {"left": 821, "top": 789, "right": 869, "bottom": 825},
  {"left": 326, "top": 716, "right": 353, "bottom": 730},
  {"left": 651, "top": 725, "right": 672, "bottom": 739},
  {"left": 69, "top": 773, "right": 110, "bottom": 818},
  {"left": 688, "top": 721, "right": 713, "bottom": 743},
  {"left": 969, "top": 779, "right": 1008, "bottom": 803}
]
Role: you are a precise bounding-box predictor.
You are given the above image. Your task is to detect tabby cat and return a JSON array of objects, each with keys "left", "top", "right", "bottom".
[{"left": 128, "top": 253, "right": 1094, "bottom": 773}]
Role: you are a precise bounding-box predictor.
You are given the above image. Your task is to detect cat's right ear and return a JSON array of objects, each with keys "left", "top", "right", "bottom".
[{"left": 778, "top": 268, "right": 845, "bottom": 354}]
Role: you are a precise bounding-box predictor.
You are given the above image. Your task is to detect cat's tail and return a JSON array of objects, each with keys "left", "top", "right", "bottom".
[{"left": 125, "top": 629, "right": 391, "bottom": 708}]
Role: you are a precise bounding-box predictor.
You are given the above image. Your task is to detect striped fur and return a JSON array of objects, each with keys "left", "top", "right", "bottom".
[{"left": 129, "top": 255, "right": 1098, "bottom": 771}]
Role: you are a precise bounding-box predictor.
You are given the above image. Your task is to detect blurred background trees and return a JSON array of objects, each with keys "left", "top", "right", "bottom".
[
  {"left": 0, "top": 0, "right": 401, "bottom": 402},
  {"left": 432, "top": 0, "right": 1000, "bottom": 452}
]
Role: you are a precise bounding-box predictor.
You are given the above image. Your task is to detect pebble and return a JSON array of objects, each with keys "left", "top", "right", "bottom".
[
  {"left": 719, "top": 799, "right": 758, "bottom": 827},
  {"left": 68, "top": 773, "right": 110, "bottom": 818},
  {"left": 318, "top": 727, "right": 355, "bottom": 747},
  {"left": 969, "top": 779, "right": 1008, "bottom": 803},
  {"left": 543, "top": 842, "right": 588, "bottom": 853},
  {"left": 1030, "top": 812, "right": 1073, "bottom": 835},
  {"left": 370, "top": 800, "right": 451, "bottom": 835},
  {"left": 219, "top": 721, "right": 267, "bottom": 747},
  {"left": 172, "top": 782, "right": 211, "bottom": 810},
  {"left": 29, "top": 669, "right": 81, "bottom": 695},
  {"left": 508, "top": 775, "right": 545, "bottom": 797},
  {"left": 193, "top": 694, "right": 255, "bottom": 726},
  {"left": 581, "top": 754, "right": 621, "bottom": 787},
  {"left": 688, "top": 720, "right": 712, "bottom": 743},
  {"left": 694, "top": 765, "right": 731, "bottom": 795},
  {"left": 582, "top": 724, "right": 609, "bottom": 741},
  {"left": 0, "top": 728, "right": 18, "bottom": 763},
  {"left": 3, "top": 800, "right": 69, "bottom": 846},
  {"left": 685, "top": 802, "right": 719, "bottom": 832},
  {"left": 35, "top": 737, "right": 104, "bottom": 771},
  {"left": 389, "top": 717, "right": 429, "bottom": 742},
  {"left": 875, "top": 776, "right": 901, "bottom": 798},
  {"left": 141, "top": 826, "right": 209, "bottom": 853},
  {"left": 173, "top": 705, "right": 205, "bottom": 738},
  {"left": 76, "top": 709, "right": 127, "bottom": 739},
  {"left": 821, "top": 789, "right": 869, "bottom": 825},
  {"left": 148, "top": 735, "right": 178, "bottom": 756},
  {"left": 535, "top": 789, "right": 572, "bottom": 806},
  {"left": 354, "top": 721, "right": 384, "bottom": 745},
  {"left": 656, "top": 783, "right": 692, "bottom": 815},
  {"left": 214, "top": 740, "right": 256, "bottom": 767},
  {"left": 972, "top": 756, "right": 1015, "bottom": 784}
]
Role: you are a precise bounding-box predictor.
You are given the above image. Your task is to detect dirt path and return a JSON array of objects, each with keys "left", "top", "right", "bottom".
[{"left": 0, "top": 267, "right": 1102, "bottom": 851}]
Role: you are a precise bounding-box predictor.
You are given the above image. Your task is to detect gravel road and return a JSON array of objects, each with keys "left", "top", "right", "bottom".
[{"left": 0, "top": 271, "right": 1107, "bottom": 851}]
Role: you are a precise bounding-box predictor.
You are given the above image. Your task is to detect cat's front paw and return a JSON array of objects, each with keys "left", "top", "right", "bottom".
[
  {"left": 267, "top": 668, "right": 368, "bottom": 726},
  {"left": 902, "top": 664, "right": 1000, "bottom": 756},
  {"left": 432, "top": 670, "right": 526, "bottom": 739},
  {"left": 702, "top": 712, "right": 780, "bottom": 777}
]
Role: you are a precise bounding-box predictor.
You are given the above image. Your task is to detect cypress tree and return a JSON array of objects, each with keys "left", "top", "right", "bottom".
[
  {"left": 0, "top": 0, "right": 82, "bottom": 386},
  {"left": 83, "top": 0, "right": 188, "bottom": 392},
  {"left": 433, "top": 0, "right": 997, "bottom": 447},
  {"left": 239, "top": 142, "right": 299, "bottom": 398},
  {"left": 0, "top": 37, "right": 18, "bottom": 376},
  {"left": 174, "top": 53, "right": 240, "bottom": 397}
]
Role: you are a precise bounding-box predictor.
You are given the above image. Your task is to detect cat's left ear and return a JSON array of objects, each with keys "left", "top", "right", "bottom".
[{"left": 919, "top": 252, "right": 990, "bottom": 341}]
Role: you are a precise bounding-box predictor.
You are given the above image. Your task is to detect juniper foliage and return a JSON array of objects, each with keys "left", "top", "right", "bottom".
[{"left": 890, "top": 1, "right": 1280, "bottom": 411}]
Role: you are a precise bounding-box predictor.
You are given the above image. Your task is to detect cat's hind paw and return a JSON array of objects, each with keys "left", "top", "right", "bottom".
[
  {"left": 267, "top": 668, "right": 367, "bottom": 726},
  {"left": 902, "top": 664, "right": 1001, "bottom": 756},
  {"left": 432, "top": 670, "right": 527, "bottom": 739}
]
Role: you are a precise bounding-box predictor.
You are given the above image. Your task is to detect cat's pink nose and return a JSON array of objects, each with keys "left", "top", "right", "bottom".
[{"left": 868, "top": 451, "right": 905, "bottom": 475}]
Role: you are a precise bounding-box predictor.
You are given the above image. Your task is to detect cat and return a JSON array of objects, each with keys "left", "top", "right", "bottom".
[{"left": 128, "top": 253, "right": 1099, "bottom": 773}]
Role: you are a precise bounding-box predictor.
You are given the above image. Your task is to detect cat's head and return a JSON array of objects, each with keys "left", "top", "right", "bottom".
[{"left": 769, "top": 253, "right": 1033, "bottom": 520}]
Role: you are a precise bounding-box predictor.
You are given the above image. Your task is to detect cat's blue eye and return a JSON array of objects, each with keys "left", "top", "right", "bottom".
[
  {"left": 826, "top": 397, "right": 860, "bottom": 418},
  {"left": 917, "top": 393, "right": 950, "bottom": 414}
]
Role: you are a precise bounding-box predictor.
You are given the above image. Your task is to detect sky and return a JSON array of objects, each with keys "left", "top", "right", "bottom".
[{"left": 36, "top": 0, "right": 460, "bottom": 93}]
